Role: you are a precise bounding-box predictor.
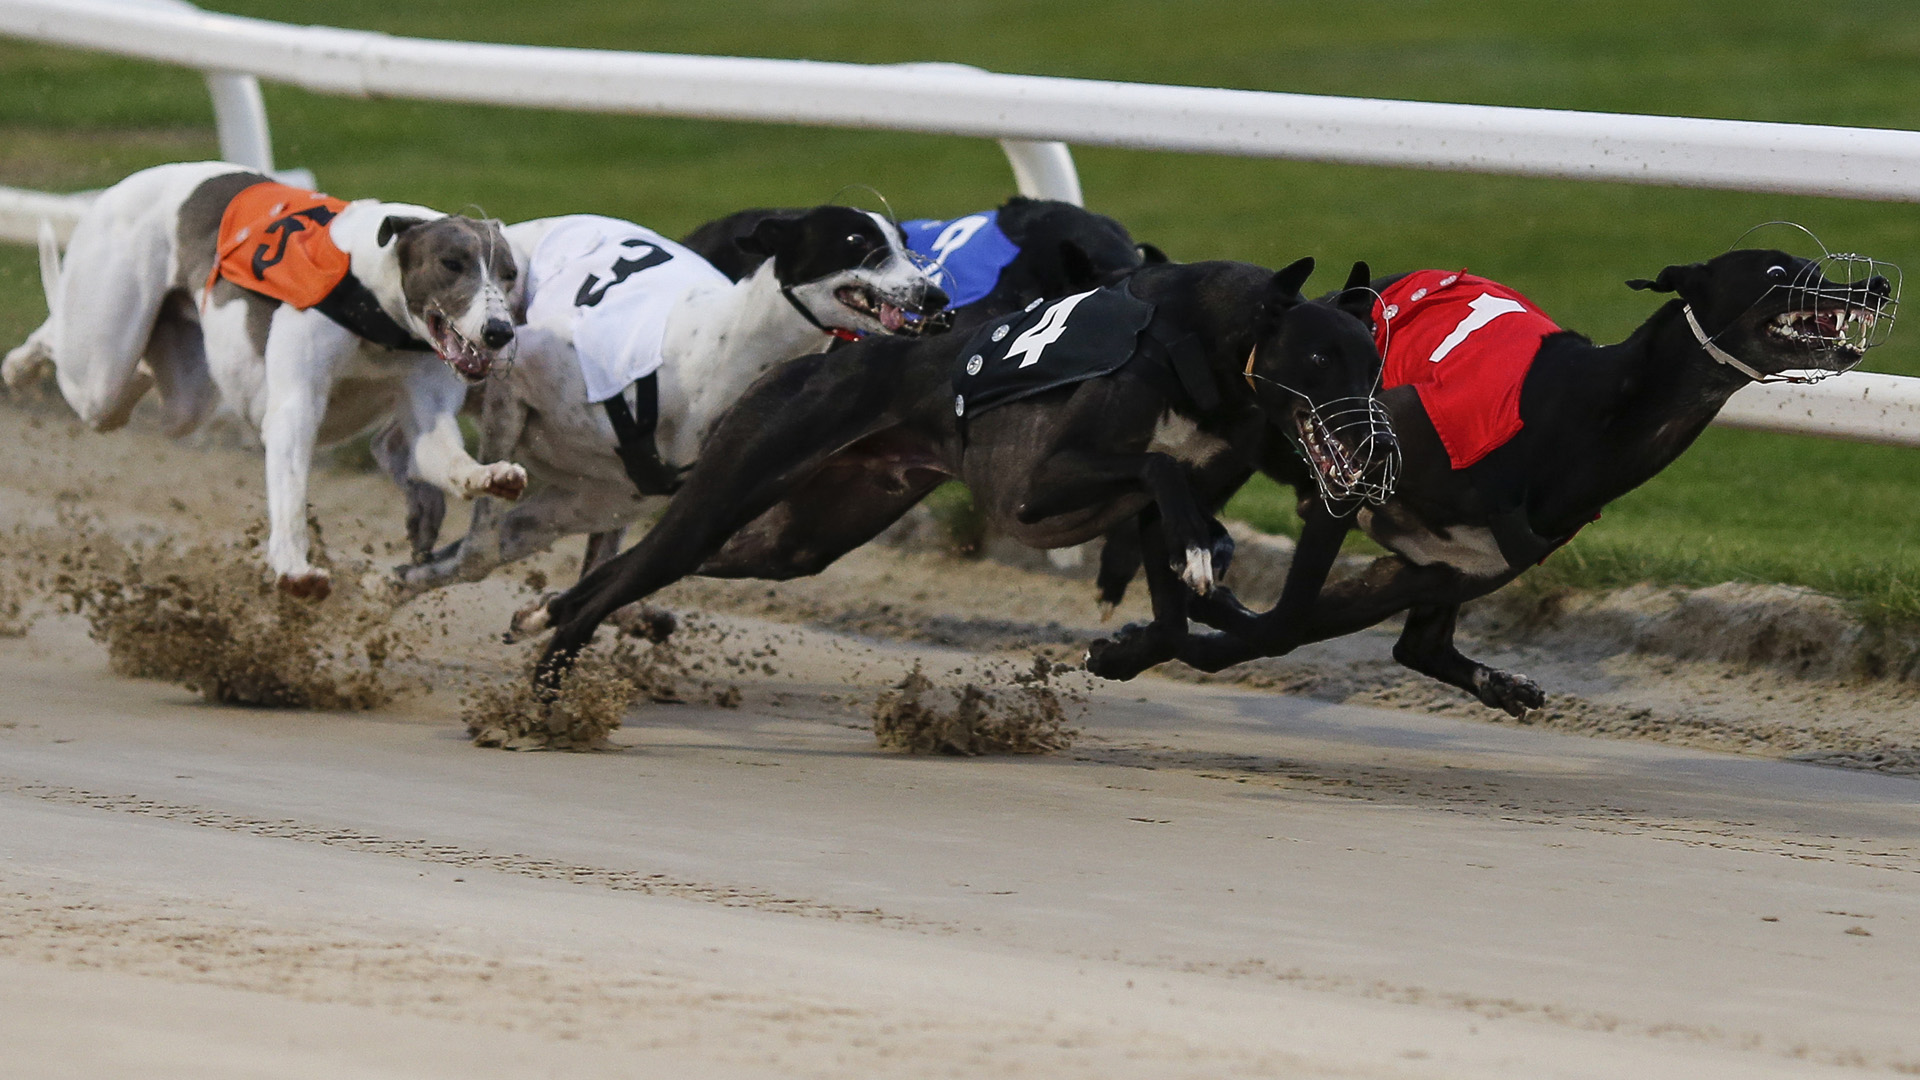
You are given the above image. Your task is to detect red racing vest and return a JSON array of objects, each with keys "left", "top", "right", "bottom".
[
  {"left": 207, "top": 181, "right": 352, "bottom": 309},
  {"left": 1374, "top": 270, "right": 1561, "bottom": 470}
]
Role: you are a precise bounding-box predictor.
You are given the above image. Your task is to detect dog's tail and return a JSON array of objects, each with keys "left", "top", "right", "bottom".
[{"left": 36, "top": 219, "right": 61, "bottom": 323}]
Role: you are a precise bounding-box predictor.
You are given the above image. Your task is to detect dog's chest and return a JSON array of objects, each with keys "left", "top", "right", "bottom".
[
  {"left": 1356, "top": 506, "right": 1510, "bottom": 579},
  {"left": 1147, "top": 410, "right": 1231, "bottom": 467}
]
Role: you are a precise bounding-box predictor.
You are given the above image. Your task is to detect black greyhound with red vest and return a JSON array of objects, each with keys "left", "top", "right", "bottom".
[
  {"left": 1087, "top": 247, "right": 1898, "bottom": 715},
  {"left": 508, "top": 256, "right": 1388, "bottom": 690}
]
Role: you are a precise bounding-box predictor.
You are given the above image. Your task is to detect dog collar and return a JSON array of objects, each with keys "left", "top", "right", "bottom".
[
  {"left": 1683, "top": 304, "right": 1777, "bottom": 383},
  {"left": 780, "top": 285, "right": 860, "bottom": 342}
]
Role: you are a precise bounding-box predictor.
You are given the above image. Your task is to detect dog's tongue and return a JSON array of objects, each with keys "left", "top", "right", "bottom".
[{"left": 880, "top": 303, "right": 906, "bottom": 332}]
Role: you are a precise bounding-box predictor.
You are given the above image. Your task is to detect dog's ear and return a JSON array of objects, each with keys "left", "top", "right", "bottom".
[
  {"left": 1626, "top": 262, "right": 1708, "bottom": 296},
  {"left": 1268, "top": 257, "right": 1315, "bottom": 305},
  {"left": 378, "top": 216, "right": 428, "bottom": 247},
  {"left": 737, "top": 216, "right": 800, "bottom": 258},
  {"left": 1336, "top": 261, "right": 1375, "bottom": 326},
  {"left": 1136, "top": 242, "right": 1170, "bottom": 266},
  {"left": 1058, "top": 240, "right": 1099, "bottom": 290}
]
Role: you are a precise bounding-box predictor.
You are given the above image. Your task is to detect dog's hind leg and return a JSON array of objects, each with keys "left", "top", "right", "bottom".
[
  {"left": 583, "top": 528, "right": 681, "bottom": 640},
  {"left": 3, "top": 222, "right": 64, "bottom": 393},
  {"left": 142, "top": 290, "right": 219, "bottom": 437},
  {"left": 525, "top": 346, "right": 912, "bottom": 687},
  {"left": 581, "top": 529, "right": 627, "bottom": 576},
  {"left": 1094, "top": 522, "right": 1143, "bottom": 619},
  {"left": 368, "top": 419, "right": 448, "bottom": 562},
  {"left": 1392, "top": 602, "right": 1544, "bottom": 717},
  {"left": 40, "top": 212, "right": 175, "bottom": 431}
]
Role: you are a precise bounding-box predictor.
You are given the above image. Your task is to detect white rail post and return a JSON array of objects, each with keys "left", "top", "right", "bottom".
[
  {"left": 997, "top": 139, "right": 1083, "bottom": 205},
  {"left": 890, "top": 63, "right": 1084, "bottom": 204},
  {"left": 203, "top": 70, "right": 275, "bottom": 173},
  {"left": 123, "top": 0, "right": 277, "bottom": 172}
]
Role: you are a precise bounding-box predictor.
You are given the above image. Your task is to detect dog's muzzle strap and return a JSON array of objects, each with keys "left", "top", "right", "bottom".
[
  {"left": 602, "top": 374, "right": 685, "bottom": 496},
  {"left": 1683, "top": 304, "right": 1773, "bottom": 383},
  {"left": 781, "top": 285, "right": 859, "bottom": 342}
]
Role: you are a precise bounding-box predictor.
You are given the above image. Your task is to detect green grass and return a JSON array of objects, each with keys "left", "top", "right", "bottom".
[{"left": 3, "top": 0, "right": 1920, "bottom": 617}]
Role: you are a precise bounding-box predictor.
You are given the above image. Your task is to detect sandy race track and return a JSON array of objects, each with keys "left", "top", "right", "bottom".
[{"left": 1, "top": 397, "right": 1917, "bottom": 1078}]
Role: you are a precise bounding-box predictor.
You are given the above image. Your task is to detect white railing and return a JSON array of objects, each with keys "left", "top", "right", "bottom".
[{"left": 2, "top": 0, "right": 1918, "bottom": 446}]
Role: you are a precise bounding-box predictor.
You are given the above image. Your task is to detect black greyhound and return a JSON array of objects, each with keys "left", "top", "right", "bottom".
[
  {"left": 383, "top": 197, "right": 1141, "bottom": 583},
  {"left": 1087, "top": 247, "right": 1898, "bottom": 716},
  {"left": 510, "top": 257, "right": 1390, "bottom": 690}
]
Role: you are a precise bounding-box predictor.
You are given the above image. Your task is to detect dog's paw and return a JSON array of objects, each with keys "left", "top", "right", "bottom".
[
  {"left": 609, "top": 603, "right": 677, "bottom": 643},
  {"left": 276, "top": 568, "right": 333, "bottom": 601},
  {"left": 1085, "top": 622, "right": 1163, "bottom": 681},
  {"left": 1473, "top": 668, "right": 1546, "bottom": 718},
  {"left": 1175, "top": 544, "right": 1215, "bottom": 595},
  {"left": 464, "top": 462, "right": 527, "bottom": 501},
  {"left": 1, "top": 343, "right": 49, "bottom": 392},
  {"left": 505, "top": 592, "right": 560, "bottom": 643}
]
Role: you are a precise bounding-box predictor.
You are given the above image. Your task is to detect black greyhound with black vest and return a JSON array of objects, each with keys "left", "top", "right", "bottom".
[
  {"left": 388, "top": 197, "right": 1133, "bottom": 597},
  {"left": 1087, "top": 247, "right": 1898, "bottom": 716},
  {"left": 510, "top": 257, "right": 1389, "bottom": 691}
]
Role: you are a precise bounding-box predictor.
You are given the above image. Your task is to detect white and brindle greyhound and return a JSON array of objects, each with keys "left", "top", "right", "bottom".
[
  {"left": 388, "top": 206, "right": 947, "bottom": 598},
  {"left": 2, "top": 161, "right": 524, "bottom": 599}
]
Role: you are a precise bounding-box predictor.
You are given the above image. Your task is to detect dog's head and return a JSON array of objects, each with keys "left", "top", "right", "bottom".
[
  {"left": 992, "top": 196, "right": 1158, "bottom": 305},
  {"left": 738, "top": 206, "right": 948, "bottom": 336},
  {"left": 380, "top": 214, "right": 520, "bottom": 382},
  {"left": 1249, "top": 258, "right": 1399, "bottom": 507},
  {"left": 1628, "top": 247, "right": 1899, "bottom": 380}
]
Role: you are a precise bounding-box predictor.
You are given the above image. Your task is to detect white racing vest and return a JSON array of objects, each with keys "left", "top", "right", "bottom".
[{"left": 522, "top": 215, "right": 730, "bottom": 404}]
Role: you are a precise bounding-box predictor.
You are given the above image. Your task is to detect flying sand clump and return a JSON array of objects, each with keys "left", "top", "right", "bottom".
[
  {"left": 51, "top": 524, "right": 413, "bottom": 710},
  {"left": 463, "top": 615, "right": 753, "bottom": 750},
  {"left": 872, "top": 655, "right": 1084, "bottom": 755},
  {"left": 462, "top": 645, "right": 642, "bottom": 752}
]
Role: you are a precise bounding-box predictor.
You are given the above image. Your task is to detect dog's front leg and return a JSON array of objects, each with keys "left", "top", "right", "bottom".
[
  {"left": 261, "top": 311, "right": 357, "bottom": 599},
  {"left": 401, "top": 362, "right": 526, "bottom": 502},
  {"left": 1188, "top": 500, "right": 1349, "bottom": 650}
]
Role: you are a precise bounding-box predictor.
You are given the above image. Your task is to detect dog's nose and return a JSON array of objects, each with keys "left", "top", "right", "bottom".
[
  {"left": 481, "top": 319, "right": 514, "bottom": 350},
  {"left": 921, "top": 285, "right": 950, "bottom": 312},
  {"left": 1867, "top": 275, "right": 1893, "bottom": 299}
]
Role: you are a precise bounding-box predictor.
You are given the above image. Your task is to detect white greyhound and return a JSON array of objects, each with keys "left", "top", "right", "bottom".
[
  {"left": 390, "top": 205, "right": 947, "bottom": 597},
  {"left": 3, "top": 161, "right": 525, "bottom": 599}
]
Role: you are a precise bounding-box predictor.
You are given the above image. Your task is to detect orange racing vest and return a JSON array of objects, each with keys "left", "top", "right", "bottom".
[{"left": 207, "top": 181, "right": 352, "bottom": 309}]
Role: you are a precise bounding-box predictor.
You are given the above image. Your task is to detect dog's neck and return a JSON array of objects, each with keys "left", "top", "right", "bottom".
[
  {"left": 1551, "top": 299, "right": 1752, "bottom": 511},
  {"left": 657, "top": 259, "right": 832, "bottom": 460},
  {"left": 333, "top": 200, "right": 436, "bottom": 332}
]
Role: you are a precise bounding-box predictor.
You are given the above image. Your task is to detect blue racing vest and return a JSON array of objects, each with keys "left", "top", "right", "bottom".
[{"left": 901, "top": 211, "right": 1021, "bottom": 310}]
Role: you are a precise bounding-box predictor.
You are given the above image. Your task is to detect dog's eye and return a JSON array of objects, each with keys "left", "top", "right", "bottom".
[
  {"left": 441, "top": 257, "right": 466, "bottom": 273},
  {"left": 499, "top": 267, "right": 518, "bottom": 283},
  {"left": 845, "top": 233, "right": 874, "bottom": 250},
  {"left": 1767, "top": 265, "right": 1787, "bottom": 280}
]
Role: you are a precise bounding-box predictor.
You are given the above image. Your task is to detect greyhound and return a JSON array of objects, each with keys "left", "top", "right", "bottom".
[
  {"left": 387, "top": 196, "right": 1147, "bottom": 595},
  {"left": 387, "top": 206, "right": 948, "bottom": 597},
  {"left": 2, "top": 161, "right": 522, "bottom": 598},
  {"left": 509, "top": 256, "right": 1392, "bottom": 692},
  {"left": 1089, "top": 246, "right": 1900, "bottom": 716}
]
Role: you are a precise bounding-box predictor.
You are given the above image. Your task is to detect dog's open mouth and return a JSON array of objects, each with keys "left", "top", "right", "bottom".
[
  {"left": 1295, "top": 408, "right": 1367, "bottom": 491},
  {"left": 1765, "top": 305, "right": 1877, "bottom": 359},
  {"left": 834, "top": 285, "right": 938, "bottom": 335},
  {"left": 425, "top": 312, "right": 492, "bottom": 382},
  {"left": 1290, "top": 397, "right": 1400, "bottom": 506}
]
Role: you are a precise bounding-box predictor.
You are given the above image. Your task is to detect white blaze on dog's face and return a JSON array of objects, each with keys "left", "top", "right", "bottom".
[
  {"left": 740, "top": 207, "right": 949, "bottom": 336},
  {"left": 381, "top": 214, "right": 520, "bottom": 381}
]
